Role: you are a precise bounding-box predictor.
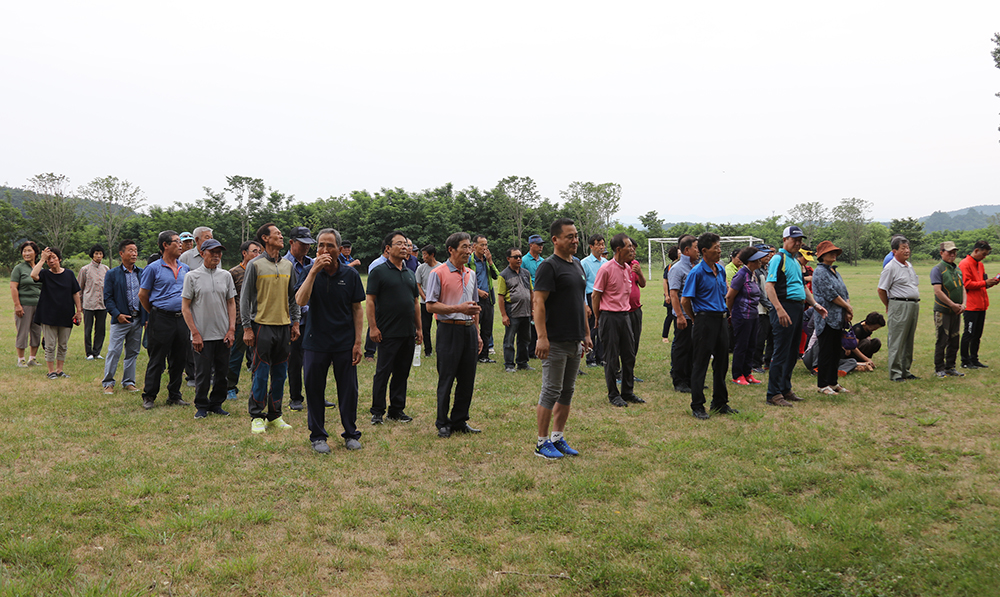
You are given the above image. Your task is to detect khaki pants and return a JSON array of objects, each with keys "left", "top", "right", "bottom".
[{"left": 887, "top": 300, "right": 919, "bottom": 380}]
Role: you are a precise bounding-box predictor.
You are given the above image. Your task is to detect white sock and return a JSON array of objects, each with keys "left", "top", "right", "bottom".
[
  {"left": 537, "top": 437, "right": 548, "bottom": 447},
  {"left": 551, "top": 431, "right": 564, "bottom": 443}
]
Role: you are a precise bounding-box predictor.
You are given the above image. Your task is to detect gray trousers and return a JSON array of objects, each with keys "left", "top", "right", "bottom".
[
  {"left": 102, "top": 319, "right": 143, "bottom": 388},
  {"left": 538, "top": 341, "right": 581, "bottom": 409},
  {"left": 887, "top": 300, "right": 919, "bottom": 380}
]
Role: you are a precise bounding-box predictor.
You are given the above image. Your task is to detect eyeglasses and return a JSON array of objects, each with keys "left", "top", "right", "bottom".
[{"left": 391, "top": 241, "right": 409, "bottom": 248}]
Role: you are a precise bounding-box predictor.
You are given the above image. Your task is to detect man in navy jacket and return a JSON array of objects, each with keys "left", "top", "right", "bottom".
[{"left": 101, "top": 239, "right": 147, "bottom": 394}]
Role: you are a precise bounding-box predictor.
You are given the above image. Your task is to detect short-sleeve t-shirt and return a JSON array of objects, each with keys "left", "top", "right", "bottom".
[
  {"left": 141, "top": 259, "right": 190, "bottom": 312},
  {"left": 366, "top": 260, "right": 419, "bottom": 338},
  {"left": 181, "top": 266, "right": 237, "bottom": 341},
  {"left": 11, "top": 261, "right": 41, "bottom": 307},
  {"left": 729, "top": 266, "right": 761, "bottom": 320},
  {"left": 765, "top": 249, "right": 806, "bottom": 302},
  {"left": 34, "top": 268, "right": 81, "bottom": 328},
  {"left": 929, "top": 260, "right": 963, "bottom": 314},
  {"left": 415, "top": 262, "right": 435, "bottom": 304},
  {"left": 303, "top": 264, "right": 366, "bottom": 353},
  {"left": 534, "top": 255, "right": 587, "bottom": 343}
]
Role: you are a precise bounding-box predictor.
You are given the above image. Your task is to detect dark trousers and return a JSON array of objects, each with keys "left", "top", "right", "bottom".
[
  {"left": 502, "top": 316, "right": 530, "bottom": 369},
  {"left": 528, "top": 322, "right": 538, "bottom": 358},
  {"left": 435, "top": 323, "right": 478, "bottom": 429},
  {"left": 961, "top": 310, "right": 986, "bottom": 365},
  {"left": 816, "top": 324, "right": 843, "bottom": 389},
  {"left": 753, "top": 311, "right": 773, "bottom": 368},
  {"left": 304, "top": 349, "right": 360, "bottom": 442},
  {"left": 858, "top": 337, "right": 881, "bottom": 359},
  {"left": 227, "top": 334, "right": 248, "bottom": 392},
  {"left": 83, "top": 309, "right": 107, "bottom": 357},
  {"left": 420, "top": 303, "right": 434, "bottom": 356},
  {"left": 690, "top": 312, "right": 729, "bottom": 411},
  {"left": 287, "top": 313, "right": 305, "bottom": 403},
  {"left": 370, "top": 336, "right": 415, "bottom": 417},
  {"left": 934, "top": 311, "right": 961, "bottom": 371},
  {"left": 599, "top": 312, "right": 636, "bottom": 401},
  {"left": 142, "top": 310, "right": 189, "bottom": 402},
  {"left": 629, "top": 307, "right": 643, "bottom": 357},
  {"left": 767, "top": 300, "right": 803, "bottom": 399},
  {"left": 670, "top": 317, "right": 693, "bottom": 389},
  {"left": 477, "top": 299, "right": 494, "bottom": 359},
  {"left": 731, "top": 315, "right": 758, "bottom": 380},
  {"left": 186, "top": 344, "right": 195, "bottom": 382},
  {"left": 585, "top": 293, "right": 604, "bottom": 365},
  {"left": 194, "top": 339, "right": 230, "bottom": 410},
  {"left": 364, "top": 329, "right": 379, "bottom": 358},
  {"left": 249, "top": 323, "right": 290, "bottom": 421},
  {"left": 662, "top": 308, "right": 675, "bottom": 339}
]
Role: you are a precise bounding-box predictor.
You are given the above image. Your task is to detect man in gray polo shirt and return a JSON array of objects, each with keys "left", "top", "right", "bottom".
[
  {"left": 181, "top": 239, "right": 237, "bottom": 418},
  {"left": 877, "top": 236, "right": 921, "bottom": 382},
  {"left": 668, "top": 235, "right": 698, "bottom": 393}
]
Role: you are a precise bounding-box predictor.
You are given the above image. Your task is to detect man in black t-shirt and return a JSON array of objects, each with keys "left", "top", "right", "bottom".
[
  {"left": 295, "top": 229, "right": 366, "bottom": 454},
  {"left": 366, "top": 231, "right": 422, "bottom": 425},
  {"left": 532, "top": 218, "right": 592, "bottom": 459}
]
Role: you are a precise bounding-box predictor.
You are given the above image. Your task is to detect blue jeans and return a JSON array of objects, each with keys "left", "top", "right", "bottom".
[
  {"left": 102, "top": 319, "right": 143, "bottom": 388},
  {"left": 767, "top": 300, "right": 803, "bottom": 399}
]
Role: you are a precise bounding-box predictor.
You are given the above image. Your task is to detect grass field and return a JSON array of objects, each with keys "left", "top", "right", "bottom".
[{"left": 2, "top": 259, "right": 999, "bottom": 596}]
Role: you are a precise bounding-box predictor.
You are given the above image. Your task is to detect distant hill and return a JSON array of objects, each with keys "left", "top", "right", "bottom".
[
  {"left": 1, "top": 185, "right": 116, "bottom": 217},
  {"left": 919, "top": 205, "right": 1000, "bottom": 232}
]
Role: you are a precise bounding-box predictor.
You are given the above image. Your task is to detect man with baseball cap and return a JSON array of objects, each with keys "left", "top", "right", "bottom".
[
  {"left": 284, "top": 226, "right": 320, "bottom": 412},
  {"left": 764, "top": 225, "right": 827, "bottom": 406},
  {"left": 522, "top": 234, "right": 546, "bottom": 358},
  {"left": 930, "top": 241, "right": 965, "bottom": 377}
]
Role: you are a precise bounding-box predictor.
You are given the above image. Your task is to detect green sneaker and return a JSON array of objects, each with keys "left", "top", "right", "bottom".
[
  {"left": 250, "top": 418, "right": 266, "bottom": 434},
  {"left": 266, "top": 417, "right": 292, "bottom": 430}
]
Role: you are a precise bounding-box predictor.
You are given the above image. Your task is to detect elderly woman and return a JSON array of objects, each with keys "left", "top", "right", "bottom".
[
  {"left": 811, "top": 241, "right": 853, "bottom": 395},
  {"left": 725, "top": 246, "right": 768, "bottom": 385},
  {"left": 10, "top": 241, "right": 43, "bottom": 367},
  {"left": 30, "top": 247, "right": 82, "bottom": 379}
]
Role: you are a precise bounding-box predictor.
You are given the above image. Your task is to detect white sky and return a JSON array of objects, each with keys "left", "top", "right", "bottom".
[{"left": 3, "top": 1, "right": 999, "bottom": 223}]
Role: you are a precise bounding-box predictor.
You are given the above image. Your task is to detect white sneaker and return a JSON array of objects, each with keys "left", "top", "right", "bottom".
[
  {"left": 96, "top": 355, "right": 104, "bottom": 360},
  {"left": 16, "top": 358, "right": 26, "bottom": 368},
  {"left": 26, "top": 358, "right": 39, "bottom": 367},
  {"left": 86, "top": 355, "right": 95, "bottom": 361}
]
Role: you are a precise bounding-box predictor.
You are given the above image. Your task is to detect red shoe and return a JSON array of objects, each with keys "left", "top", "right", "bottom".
[
  {"left": 731, "top": 376, "right": 750, "bottom": 385},
  {"left": 746, "top": 374, "right": 763, "bottom": 384}
]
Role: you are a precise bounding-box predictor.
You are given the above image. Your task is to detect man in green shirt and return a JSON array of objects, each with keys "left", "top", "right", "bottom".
[{"left": 930, "top": 241, "right": 965, "bottom": 377}]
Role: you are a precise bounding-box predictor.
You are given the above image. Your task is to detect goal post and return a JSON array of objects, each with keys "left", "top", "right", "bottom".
[{"left": 647, "top": 236, "right": 764, "bottom": 279}]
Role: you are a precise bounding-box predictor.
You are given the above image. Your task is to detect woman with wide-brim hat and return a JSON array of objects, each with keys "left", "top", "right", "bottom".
[{"left": 811, "top": 240, "right": 853, "bottom": 395}]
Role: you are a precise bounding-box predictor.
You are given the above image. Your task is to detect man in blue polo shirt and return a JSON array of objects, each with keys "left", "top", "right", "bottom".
[
  {"left": 582, "top": 234, "right": 607, "bottom": 367},
  {"left": 138, "top": 230, "right": 191, "bottom": 410},
  {"left": 765, "top": 226, "right": 827, "bottom": 407},
  {"left": 522, "top": 234, "right": 546, "bottom": 359},
  {"left": 681, "top": 233, "right": 735, "bottom": 419}
]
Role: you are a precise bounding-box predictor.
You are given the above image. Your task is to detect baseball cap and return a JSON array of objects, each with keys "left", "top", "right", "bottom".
[
  {"left": 179, "top": 232, "right": 194, "bottom": 241},
  {"left": 288, "top": 226, "right": 316, "bottom": 244},
  {"left": 748, "top": 249, "right": 769, "bottom": 262},
  {"left": 528, "top": 234, "right": 545, "bottom": 245},
  {"left": 200, "top": 239, "right": 225, "bottom": 252},
  {"left": 941, "top": 241, "right": 957, "bottom": 251},
  {"left": 782, "top": 225, "right": 806, "bottom": 239}
]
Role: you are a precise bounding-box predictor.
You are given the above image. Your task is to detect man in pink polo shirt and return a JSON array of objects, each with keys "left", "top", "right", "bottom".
[{"left": 592, "top": 233, "right": 643, "bottom": 407}]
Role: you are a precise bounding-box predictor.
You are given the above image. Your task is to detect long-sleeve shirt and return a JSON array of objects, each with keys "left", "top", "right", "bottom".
[
  {"left": 240, "top": 252, "right": 300, "bottom": 329},
  {"left": 959, "top": 255, "right": 991, "bottom": 312},
  {"left": 812, "top": 263, "right": 849, "bottom": 331}
]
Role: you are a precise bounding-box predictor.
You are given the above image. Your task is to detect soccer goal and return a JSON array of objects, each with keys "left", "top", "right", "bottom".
[{"left": 646, "top": 236, "right": 764, "bottom": 279}]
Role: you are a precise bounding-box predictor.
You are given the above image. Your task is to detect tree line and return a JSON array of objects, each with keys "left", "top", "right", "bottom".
[{"left": 4, "top": 173, "right": 996, "bottom": 273}]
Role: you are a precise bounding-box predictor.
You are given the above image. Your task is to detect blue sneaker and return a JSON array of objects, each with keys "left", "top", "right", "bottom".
[
  {"left": 534, "top": 440, "right": 564, "bottom": 459},
  {"left": 226, "top": 389, "right": 238, "bottom": 401},
  {"left": 552, "top": 438, "right": 579, "bottom": 456}
]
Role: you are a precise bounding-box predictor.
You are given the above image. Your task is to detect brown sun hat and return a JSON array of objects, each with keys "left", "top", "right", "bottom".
[{"left": 814, "top": 240, "right": 842, "bottom": 260}]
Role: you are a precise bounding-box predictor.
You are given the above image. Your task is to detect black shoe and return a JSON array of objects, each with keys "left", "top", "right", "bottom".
[
  {"left": 517, "top": 365, "right": 535, "bottom": 371},
  {"left": 634, "top": 377, "right": 644, "bottom": 383},
  {"left": 674, "top": 384, "right": 692, "bottom": 393},
  {"left": 323, "top": 400, "right": 335, "bottom": 408},
  {"left": 973, "top": 360, "right": 988, "bottom": 369},
  {"left": 194, "top": 409, "right": 208, "bottom": 419},
  {"left": 289, "top": 400, "right": 304, "bottom": 411},
  {"left": 586, "top": 362, "right": 602, "bottom": 368},
  {"left": 961, "top": 362, "right": 978, "bottom": 369},
  {"left": 209, "top": 406, "right": 230, "bottom": 416},
  {"left": 904, "top": 374, "right": 920, "bottom": 380},
  {"left": 371, "top": 414, "right": 384, "bottom": 425},
  {"left": 891, "top": 377, "right": 907, "bottom": 382},
  {"left": 577, "top": 369, "right": 587, "bottom": 376},
  {"left": 712, "top": 405, "right": 739, "bottom": 415},
  {"left": 452, "top": 423, "right": 481, "bottom": 434},
  {"left": 142, "top": 399, "right": 155, "bottom": 410},
  {"left": 623, "top": 395, "right": 646, "bottom": 404},
  {"left": 387, "top": 413, "right": 413, "bottom": 423},
  {"left": 437, "top": 426, "right": 452, "bottom": 438},
  {"left": 609, "top": 396, "right": 628, "bottom": 407},
  {"left": 478, "top": 357, "right": 496, "bottom": 364},
  {"left": 166, "top": 398, "right": 190, "bottom": 406},
  {"left": 692, "top": 409, "right": 710, "bottom": 420}
]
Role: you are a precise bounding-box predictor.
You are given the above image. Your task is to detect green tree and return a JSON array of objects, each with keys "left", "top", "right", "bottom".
[
  {"left": 224, "top": 175, "right": 266, "bottom": 243},
  {"left": 889, "top": 217, "right": 926, "bottom": 255},
  {"left": 77, "top": 175, "right": 146, "bottom": 264},
  {"left": 993, "top": 32, "right": 1000, "bottom": 140},
  {"left": 830, "top": 197, "right": 873, "bottom": 266},
  {"left": 559, "top": 181, "right": 622, "bottom": 255},
  {"left": 638, "top": 210, "right": 665, "bottom": 237},
  {"left": 23, "top": 173, "right": 84, "bottom": 253},
  {"left": 0, "top": 191, "right": 28, "bottom": 267},
  {"left": 786, "top": 201, "right": 830, "bottom": 241},
  {"left": 495, "top": 176, "right": 540, "bottom": 249},
  {"left": 859, "top": 222, "right": 891, "bottom": 260}
]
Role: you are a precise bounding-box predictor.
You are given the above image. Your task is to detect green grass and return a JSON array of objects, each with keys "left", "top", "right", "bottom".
[{"left": 2, "top": 259, "right": 1000, "bottom": 595}]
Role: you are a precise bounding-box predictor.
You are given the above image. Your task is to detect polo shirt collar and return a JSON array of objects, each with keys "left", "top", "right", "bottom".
[{"left": 679, "top": 254, "right": 693, "bottom": 266}]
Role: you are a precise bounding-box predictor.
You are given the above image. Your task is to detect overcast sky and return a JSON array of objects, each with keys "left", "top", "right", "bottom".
[{"left": 3, "top": 1, "right": 999, "bottom": 223}]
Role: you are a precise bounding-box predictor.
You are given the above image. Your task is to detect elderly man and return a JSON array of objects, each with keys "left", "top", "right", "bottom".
[
  {"left": 242, "top": 223, "right": 301, "bottom": 434},
  {"left": 179, "top": 226, "right": 214, "bottom": 386},
  {"left": 582, "top": 234, "right": 607, "bottom": 368},
  {"left": 425, "top": 232, "right": 483, "bottom": 438},
  {"left": 765, "top": 226, "right": 827, "bottom": 406},
  {"left": 522, "top": 234, "right": 546, "bottom": 358},
  {"left": 139, "top": 230, "right": 191, "bottom": 409},
  {"left": 498, "top": 246, "right": 534, "bottom": 373},
  {"left": 367, "top": 231, "right": 422, "bottom": 425},
  {"left": 877, "top": 236, "right": 920, "bottom": 382},
  {"left": 101, "top": 239, "right": 145, "bottom": 395},
  {"left": 295, "top": 229, "right": 366, "bottom": 453},
  {"left": 227, "top": 240, "right": 262, "bottom": 401},
  {"left": 470, "top": 234, "right": 499, "bottom": 363},
  {"left": 79, "top": 244, "right": 109, "bottom": 360},
  {"left": 669, "top": 235, "right": 699, "bottom": 392},
  {"left": 959, "top": 240, "right": 999, "bottom": 369},
  {"left": 339, "top": 241, "right": 361, "bottom": 269},
  {"left": 592, "top": 234, "right": 643, "bottom": 407},
  {"left": 930, "top": 241, "right": 965, "bottom": 377},
  {"left": 415, "top": 245, "right": 440, "bottom": 357},
  {"left": 284, "top": 226, "right": 316, "bottom": 412},
  {"left": 179, "top": 232, "right": 195, "bottom": 254},
  {"left": 182, "top": 239, "right": 237, "bottom": 419}
]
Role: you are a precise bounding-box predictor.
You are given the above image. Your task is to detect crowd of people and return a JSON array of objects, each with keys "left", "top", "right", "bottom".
[{"left": 9, "top": 221, "right": 997, "bottom": 457}]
